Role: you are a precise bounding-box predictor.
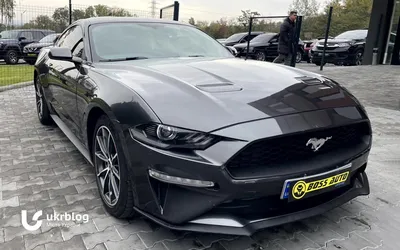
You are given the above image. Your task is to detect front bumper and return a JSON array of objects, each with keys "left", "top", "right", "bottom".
[
  {"left": 23, "top": 51, "right": 39, "bottom": 61},
  {"left": 135, "top": 170, "right": 369, "bottom": 235},
  {"left": 125, "top": 108, "right": 371, "bottom": 236},
  {"left": 311, "top": 48, "right": 356, "bottom": 64}
]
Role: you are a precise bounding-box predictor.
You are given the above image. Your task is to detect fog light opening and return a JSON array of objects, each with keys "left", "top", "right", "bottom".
[{"left": 148, "top": 169, "right": 214, "bottom": 188}]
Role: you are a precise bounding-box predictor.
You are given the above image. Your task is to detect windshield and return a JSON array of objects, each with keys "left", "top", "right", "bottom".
[
  {"left": 225, "top": 33, "right": 245, "bottom": 43},
  {"left": 39, "top": 33, "right": 58, "bottom": 43},
  {"left": 0, "top": 30, "right": 19, "bottom": 39},
  {"left": 335, "top": 30, "right": 368, "bottom": 40},
  {"left": 250, "top": 33, "right": 275, "bottom": 43},
  {"left": 89, "top": 22, "right": 233, "bottom": 61}
]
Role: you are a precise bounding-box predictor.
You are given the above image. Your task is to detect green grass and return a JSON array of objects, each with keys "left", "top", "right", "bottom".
[{"left": 0, "top": 65, "right": 34, "bottom": 87}]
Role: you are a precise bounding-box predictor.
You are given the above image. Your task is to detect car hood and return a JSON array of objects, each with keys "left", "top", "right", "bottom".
[
  {"left": 234, "top": 42, "right": 265, "bottom": 49},
  {"left": 319, "top": 38, "right": 359, "bottom": 44},
  {"left": 25, "top": 42, "right": 53, "bottom": 48},
  {"left": 93, "top": 57, "right": 359, "bottom": 132}
]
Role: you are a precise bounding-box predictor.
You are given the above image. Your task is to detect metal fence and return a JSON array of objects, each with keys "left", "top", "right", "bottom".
[{"left": 0, "top": 2, "right": 179, "bottom": 90}]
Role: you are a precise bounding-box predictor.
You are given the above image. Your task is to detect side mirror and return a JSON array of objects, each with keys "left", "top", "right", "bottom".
[
  {"left": 19, "top": 37, "right": 26, "bottom": 41},
  {"left": 225, "top": 46, "right": 238, "bottom": 56},
  {"left": 49, "top": 47, "right": 72, "bottom": 61}
]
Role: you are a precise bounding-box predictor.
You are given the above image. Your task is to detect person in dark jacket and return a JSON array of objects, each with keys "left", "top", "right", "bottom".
[{"left": 273, "top": 11, "right": 297, "bottom": 65}]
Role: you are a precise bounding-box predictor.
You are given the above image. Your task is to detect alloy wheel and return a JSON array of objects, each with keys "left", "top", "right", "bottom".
[
  {"left": 356, "top": 52, "right": 363, "bottom": 66},
  {"left": 94, "top": 126, "right": 121, "bottom": 207},
  {"left": 8, "top": 51, "right": 18, "bottom": 64},
  {"left": 35, "top": 86, "right": 43, "bottom": 119},
  {"left": 296, "top": 52, "right": 302, "bottom": 63},
  {"left": 256, "top": 51, "right": 266, "bottom": 61}
]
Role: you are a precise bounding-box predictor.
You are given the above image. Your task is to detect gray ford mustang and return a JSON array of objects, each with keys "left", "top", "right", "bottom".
[{"left": 34, "top": 17, "right": 372, "bottom": 236}]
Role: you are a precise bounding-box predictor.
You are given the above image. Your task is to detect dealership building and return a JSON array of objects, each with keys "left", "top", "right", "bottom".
[{"left": 364, "top": 0, "right": 400, "bottom": 65}]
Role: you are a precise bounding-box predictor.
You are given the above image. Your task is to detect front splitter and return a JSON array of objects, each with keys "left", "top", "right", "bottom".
[{"left": 134, "top": 172, "right": 370, "bottom": 236}]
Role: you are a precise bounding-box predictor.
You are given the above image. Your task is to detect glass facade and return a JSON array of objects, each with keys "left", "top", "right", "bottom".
[{"left": 384, "top": 0, "right": 400, "bottom": 64}]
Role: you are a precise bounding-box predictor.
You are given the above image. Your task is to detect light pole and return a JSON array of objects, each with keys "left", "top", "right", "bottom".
[
  {"left": 21, "top": 10, "right": 26, "bottom": 26},
  {"left": 69, "top": 0, "right": 72, "bottom": 24}
]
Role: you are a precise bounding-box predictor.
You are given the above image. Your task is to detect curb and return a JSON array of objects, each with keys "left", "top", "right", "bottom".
[{"left": 0, "top": 81, "right": 33, "bottom": 92}]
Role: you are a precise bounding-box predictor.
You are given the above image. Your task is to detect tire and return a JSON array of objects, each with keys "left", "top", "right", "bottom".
[
  {"left": 296, "top": 51, "right": 303, "bottom": 63},
  {"left": 352, "top": 50, "right": 364, "bottom": 66},
  {"left": 255, "top": 51, "right": 266, "bottom": 61},
  {"left": 25, "top": 59, "right": 36, "bottom": 65},
  {"left": 5, "top": 50, "right": 19, "bottom": 65},
  {"left": 92, "top": 115, "right": 136, "bottom": 219},
  {"left": 35, "top": 77, "right": 53, "bottom": 125}
]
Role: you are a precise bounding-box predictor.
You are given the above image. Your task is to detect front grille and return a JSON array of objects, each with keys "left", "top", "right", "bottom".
[
  {"left": 226, "top": 122, "right": 370, "bottom": 177},
  {"left": 316, "top": 46, "right": 336, "bottom": 50}
]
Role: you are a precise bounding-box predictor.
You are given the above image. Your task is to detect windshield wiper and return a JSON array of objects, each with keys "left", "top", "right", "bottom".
[
  {"left": 99, "top": 56, "right": 148, "bottom": 62},
  {"left": 187, "top": 55, "right": 205, "bottom": 57}
]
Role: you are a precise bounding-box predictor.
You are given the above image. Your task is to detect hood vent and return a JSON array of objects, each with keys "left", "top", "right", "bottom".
[
  {"left": 295, "top": 76, "right": 324, "bottom": 85},
  {"left": 196, "top": 83, "right": 242, "bottom": 93}
]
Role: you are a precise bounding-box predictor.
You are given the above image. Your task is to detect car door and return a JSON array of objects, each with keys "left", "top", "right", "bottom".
[
  {"left": 46, "top": 25, "right": 83, "bottom": 136},
  {"left": 266, "top": 35, "right": 279, "bottom": 59}
]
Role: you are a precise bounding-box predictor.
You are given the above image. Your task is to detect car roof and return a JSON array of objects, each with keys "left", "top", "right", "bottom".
[
  {"left": 2, "top": 29, "right": 55, "bottom": 32},
  {"left": 73, "top": 17, "right": 191, "bottom": 29}
]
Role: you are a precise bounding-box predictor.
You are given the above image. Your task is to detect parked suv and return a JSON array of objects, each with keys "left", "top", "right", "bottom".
[
  {"left": 310, "top": 30, "right": 367, "bottom": 66},
  {"left": 0, "top": 29, "right": 55, "bottom": 64},
  {"left": 23, "top": 33, "right": 60, "bottom": 65}
]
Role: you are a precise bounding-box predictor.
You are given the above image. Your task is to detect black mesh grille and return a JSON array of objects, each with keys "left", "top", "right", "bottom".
[{"left": 226, "top": 122, "right": 370, "bottom": 174}]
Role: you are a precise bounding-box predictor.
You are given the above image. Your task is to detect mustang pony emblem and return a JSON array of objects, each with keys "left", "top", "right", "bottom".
[{"left": 306, "top": 136, "right": 332, "bottom": 152}]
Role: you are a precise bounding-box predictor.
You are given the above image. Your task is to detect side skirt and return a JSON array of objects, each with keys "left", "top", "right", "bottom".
[{"left": 50, "top": 114, "right": 93, "bottom": 166}]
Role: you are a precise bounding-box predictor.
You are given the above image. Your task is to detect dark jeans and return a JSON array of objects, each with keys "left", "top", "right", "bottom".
[{"left": 273, "top": 53, "right": 292, "bottom": 66}]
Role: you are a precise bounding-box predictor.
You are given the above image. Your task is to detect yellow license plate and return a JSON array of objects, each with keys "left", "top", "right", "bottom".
[
  {"left": 281, "top": 166, "right": 351, "bottom": 202},
  {"left": 27, "top": 53, "right": 36, "bottom": 57}
]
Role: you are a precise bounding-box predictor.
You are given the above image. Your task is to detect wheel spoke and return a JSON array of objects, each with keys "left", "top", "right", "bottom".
[
  {"left": 97, "top": 167, "right": 109, "bottom": 178},
  {"left": 101, "top": 128, "right": 110, "bottom": 157},
  {"left": 95, "top": 151, "right": 108, "bottom": 163},
  {"left": 96, "top": 135, "right": 108, "bottom": 158},
  {"left": 111, "top": 165, "right": 120, "bottom": 180},
  {"left": 111, "top": 153, "right": 118, "bottom": 162},
  {"left": 110, "top": 173, "right": 120, "bottom": 199},
  {"left": 107, "top": 171, "right": 112, "bottom": 198}
]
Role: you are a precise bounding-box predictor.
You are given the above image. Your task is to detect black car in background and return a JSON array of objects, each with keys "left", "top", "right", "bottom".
[
  {"left": 0, "top": 29, "right": 55, "bottom": 64},
  {"left": 233, "top": 32, "right": 305, "bottom": 63},
  {"left": 311, "top": 29, "right": 367, "bottom": 66},
  {"left": 220, "top": 31, "right": 264, "bottom": 46},
  {"left": 23, "top": 33, "right": 60, "bottom": 65}
]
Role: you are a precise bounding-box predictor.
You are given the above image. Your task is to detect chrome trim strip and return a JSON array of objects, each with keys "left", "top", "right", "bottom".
[
  {"left": 279, "top": 163, "right": 352, "bottom": 199},
  {"left": 189, "top": 217, "right": 244, "bottom": 227}
]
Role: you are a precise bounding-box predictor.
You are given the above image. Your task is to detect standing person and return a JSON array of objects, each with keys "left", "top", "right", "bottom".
[{"left": 273, "top": 11, "right": 297, "bottom": 66}]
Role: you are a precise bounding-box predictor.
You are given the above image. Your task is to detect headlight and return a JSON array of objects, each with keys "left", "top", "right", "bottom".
[
  {"left": 337, "top": 43, "right": 350, "bottom": 47},
  {"left": 129, "top": 123, "right": 222, "bottom": 150}
]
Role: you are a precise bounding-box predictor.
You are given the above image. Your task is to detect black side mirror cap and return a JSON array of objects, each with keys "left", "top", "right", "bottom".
[{"left": 49, "top": 47, "right": 73, "bottom": 60}]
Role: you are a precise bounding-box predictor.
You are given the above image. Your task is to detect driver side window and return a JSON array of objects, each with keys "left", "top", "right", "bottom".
[
  {"left": 56, "top": 26, "right": 84, "bottom": 58},
  {"left": 270, "top": 36, "right": 279, "bottom": 43}
]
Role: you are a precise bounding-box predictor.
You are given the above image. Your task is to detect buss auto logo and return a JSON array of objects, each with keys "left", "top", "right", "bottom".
[{"left": 306, "top": 136, "right": 332, "bottom": 152}]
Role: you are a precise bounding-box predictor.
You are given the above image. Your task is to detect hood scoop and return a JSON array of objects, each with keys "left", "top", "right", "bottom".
[
  {"left": 295, "top": 76, "right": 324, "bottom": 85},
  {"left": 196, "top": 83, "right": 242, "bottom": 93}
]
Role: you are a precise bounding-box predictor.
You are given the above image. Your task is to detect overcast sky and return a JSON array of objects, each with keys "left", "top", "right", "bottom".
[{"left": 17, "top": 0, "right": 328, "bottom": 22}]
